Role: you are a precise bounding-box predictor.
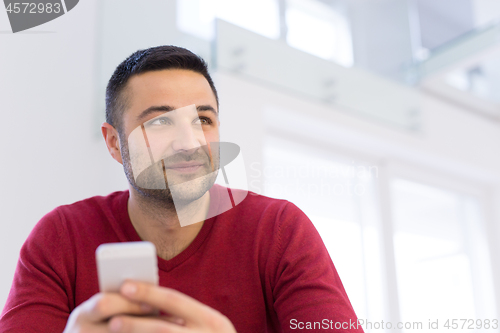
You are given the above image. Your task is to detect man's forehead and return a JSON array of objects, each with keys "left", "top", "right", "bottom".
[
  {"left": 127, "top": 69, "right": 211, "bottom": 91},
  {"left": 136, "top": 104, "right": 218, "bottom": 123},
  {"left": 121, "top": 71, "right": 218, "bottom": 125}
]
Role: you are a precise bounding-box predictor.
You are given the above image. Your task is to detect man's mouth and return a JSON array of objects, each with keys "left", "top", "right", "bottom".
[{"left": 165, "top": 161, "right": 205, "bottom": 173}]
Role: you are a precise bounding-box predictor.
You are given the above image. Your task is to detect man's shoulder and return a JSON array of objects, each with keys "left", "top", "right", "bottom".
[
  {"left": 33, "top": 190, "right": 129, "bottom": 235},
  {"left": 212, "top": 184, "right": 290, "bottom": 212},
  {"left": 22, "top": 190, "right": 129, "bottom": 257},
  {"left": 212, "top": 184, "right": 305, "bottom": 225},
  {"left": 55, "top": 190, "right": 129, "bottom": 215}
]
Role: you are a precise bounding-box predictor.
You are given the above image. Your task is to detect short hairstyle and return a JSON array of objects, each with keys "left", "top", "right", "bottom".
[{"left": 105, "top": 45, "right": 219, "bottom": 132}]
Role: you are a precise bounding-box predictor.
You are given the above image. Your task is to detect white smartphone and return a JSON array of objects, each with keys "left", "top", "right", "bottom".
[{"left": 95, "top": 241, "right": 159, "bottom": 292}]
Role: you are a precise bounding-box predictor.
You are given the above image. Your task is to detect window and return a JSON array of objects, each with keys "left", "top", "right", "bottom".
[
  {"left": 391, "top": 179, "right": 496, "bottom": 330},
  {"left": 177, "top": 0, "right": 280, "bottom": 40},
  {"left": 263, "top": 135, "right": 384, "bottom": 322},
  {"left": 285, "top": 0, "right": 353, "bottom": 67},
  {"left": 263, "top": 135, "right": 497, "bottom": 331}
]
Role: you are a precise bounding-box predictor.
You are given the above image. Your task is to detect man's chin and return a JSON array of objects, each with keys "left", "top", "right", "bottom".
[
  {"left": 132, "top": 174, "right": 216, "bottom": 205},
  {"left": 132, "top": 187, "right": 174, "bottom": 204},
  {"left": 169, "top": 174, "right": 216, "bottom": 203}
]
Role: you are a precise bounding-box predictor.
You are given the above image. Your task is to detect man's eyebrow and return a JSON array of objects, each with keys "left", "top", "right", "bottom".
[
  {"left": 196, "top": 105, "right": 218, "bottom": 115},
  {"left": 137, "top": 105, "right": 175, "bottom": 122},
  {"left": 137, "top": 104, "right": 218, "bottom": 122}
]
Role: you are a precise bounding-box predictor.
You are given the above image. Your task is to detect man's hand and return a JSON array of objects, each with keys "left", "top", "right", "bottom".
[
  {"left": 108, "top": 281, "right": 237, "bottom": 332},
  {"left": 62, "top": 282, "right": 237, "bottom": 332},
  {"left": 63, "top": 292, "right": 157, "bottom": 332}
]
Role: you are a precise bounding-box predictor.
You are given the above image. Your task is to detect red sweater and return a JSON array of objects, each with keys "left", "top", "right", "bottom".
[{"left": 1, "top": 185, "right": 363, "bottom": 332}]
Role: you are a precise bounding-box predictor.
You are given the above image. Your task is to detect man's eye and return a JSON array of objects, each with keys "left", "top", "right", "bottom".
[
  {"left": 148, "top": 117, "right": 171, "bottom": 126},
  {"left": 194, "top": 117, "right": 213, "bottom": 125}
]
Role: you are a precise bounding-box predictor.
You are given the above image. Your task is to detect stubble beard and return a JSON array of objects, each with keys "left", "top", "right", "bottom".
[{"left": 119, "top": 133, "right": 219, "bottom": 210}]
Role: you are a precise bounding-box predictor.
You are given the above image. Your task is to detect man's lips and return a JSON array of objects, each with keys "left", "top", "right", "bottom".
[{"left": 165, "top": 162, "right": 205, "bottom": 173}]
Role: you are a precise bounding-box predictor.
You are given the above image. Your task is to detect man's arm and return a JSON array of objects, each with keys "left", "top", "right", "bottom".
[
  {"left": 0, "top": 208, "right": 237, "bottom": 333},
  {"left": 272, "top": 202, "right": 364, "bottom": 332},
  {"left": 0, "top": 209, "right": 74, "bottom": 332}
]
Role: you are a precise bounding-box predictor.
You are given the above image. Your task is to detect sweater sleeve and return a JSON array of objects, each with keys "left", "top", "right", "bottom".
[
  {"left": 272, "top": 202, "right": 364, "bottom": 332},
  {"left": 0, "top": 208, "right": 74, "bottom": 333}
]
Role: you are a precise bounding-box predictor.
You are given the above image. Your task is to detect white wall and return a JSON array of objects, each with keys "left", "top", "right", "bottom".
[
  {"left": 473, "top": 0, "right": 500, "bottom": 26},
  {"left": 0, "top": 0, "right": 128, "bottom": 308},
  {"left": 216, "top": 71, "right": 500, "bottom": 185}
]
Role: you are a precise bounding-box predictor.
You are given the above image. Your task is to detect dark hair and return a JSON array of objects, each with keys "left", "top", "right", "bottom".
[{"left": 105, "top": 45, "right": 219, "bottom": 132}]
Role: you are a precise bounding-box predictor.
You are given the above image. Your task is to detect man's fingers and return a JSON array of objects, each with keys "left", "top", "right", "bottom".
[
  {"left": 162, "top": 315, "right": 186, "bottom": 326},
  {"left": 109, "top": 315, "right": 185, "bottom": 333},
  {"left": 81, "top": 292, "right": 155, "bottom": 322},
  {"left": 119, "top": 281, "right": 216, "bottom": 326}
]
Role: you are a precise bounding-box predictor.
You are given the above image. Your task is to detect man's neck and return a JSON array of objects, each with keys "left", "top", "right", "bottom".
[{"left": 127, "top": 188, "right": 209, "bottom": 261}]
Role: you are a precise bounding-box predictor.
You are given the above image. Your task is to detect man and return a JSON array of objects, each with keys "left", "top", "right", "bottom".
[{"left": 0, "top": 46, "right": 363, "bottom": 332}]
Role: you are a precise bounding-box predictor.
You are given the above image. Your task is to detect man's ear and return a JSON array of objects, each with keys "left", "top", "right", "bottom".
[{"left": 101, "top": 123, "right": 123, "bottom": 165}]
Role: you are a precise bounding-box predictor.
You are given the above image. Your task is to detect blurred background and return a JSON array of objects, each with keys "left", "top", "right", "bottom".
[{"left": 2, "top": 0, "right": 500, "bottom": 332}]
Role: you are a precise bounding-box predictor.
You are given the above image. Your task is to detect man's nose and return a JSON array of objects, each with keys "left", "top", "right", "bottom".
[{"left": 171, "top": 122, "right": 204, "bottom": 152}]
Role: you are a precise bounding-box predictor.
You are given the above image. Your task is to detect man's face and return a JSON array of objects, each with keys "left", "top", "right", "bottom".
[{"left": 118, "top": 69, "right": 220, "bottom": 205}]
